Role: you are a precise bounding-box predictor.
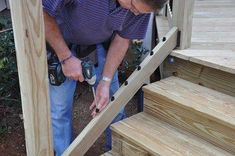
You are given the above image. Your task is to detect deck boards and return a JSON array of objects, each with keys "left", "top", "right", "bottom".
[
  {"left": 192, "top": 0, "right": 235, "bottom": 48},
  {"left": 157, "top": 0, "right": 235, "bottom": 74}
]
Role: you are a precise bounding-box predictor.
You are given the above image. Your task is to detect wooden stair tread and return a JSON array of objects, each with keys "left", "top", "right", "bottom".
[
  {"left": 111, "top": 112, "right": 232, "bottom": 156},
  {"left": 143, "top": 77, "right": 235, "bottom": 128},
  {"left": 171, "top": 49, "right": 235, "bottom": 74},
  {"left": 101, "top": 151, "right": 120, "bottom": 156}
]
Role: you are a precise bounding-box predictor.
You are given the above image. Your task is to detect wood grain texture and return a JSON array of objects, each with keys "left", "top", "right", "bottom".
[
  {"left": 158, "top": 0, "right": 235, "bottom": 50},
  {"left": 143, "top": 77, "right": 235, "bottom": 154},
  {"left": 111, "top": 132, "right": 149, "bottom": 156},
  {"left": 62, "top": 28, "right": 178, "bottom": 156},
  {"left": 173, "top": 0, "right": 195, "bottom": 49},
  {"left": 122, "top": 141, "right": 148, "bottom": 156},
  {"left": 155, "top": 16, "right": 170, "bottom": 40},
  {"left": 111, "top": 113, "right": 233, "bottom": 156},
  {"left": 101, "top": 151, "right": 120, "bottom": 156},
  {"left": 9, "top": 0, "right": 53, "bottom": 156},
  {"left": 171, "top": 49, "right": 235, "bottom": 74},
  {"left": 191, "top": 0, "right": 235, "bottom": 48},
  {"left": 163, "top": 57, "right": 235, "bottom": 97},
  {"left": 112, "top": 132, "right": 123, "bottom": 154}
]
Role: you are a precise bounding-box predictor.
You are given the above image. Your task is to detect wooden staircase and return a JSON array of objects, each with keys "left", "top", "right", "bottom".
[
  {"left": 102, "top": 76, "right": 235, "bottom": 156},
  {"left": 101, "top": 0, "right": 235, "bottom": 155}
]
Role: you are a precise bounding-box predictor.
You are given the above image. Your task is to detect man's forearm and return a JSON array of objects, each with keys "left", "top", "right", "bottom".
[
  {"left": 102, "top": 34, "right": 130, "bottom": 82},
  {"left": 43, "top": 11, "right": 71, "bottom": 60}
]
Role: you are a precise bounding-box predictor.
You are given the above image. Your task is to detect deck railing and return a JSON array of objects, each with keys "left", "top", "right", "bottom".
[{"left": 9, "top": 0, "right": 194, "bottom": 155}]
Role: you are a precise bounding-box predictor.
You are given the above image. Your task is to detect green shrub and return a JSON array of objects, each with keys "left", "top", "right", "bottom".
[
  {"left": 118, "top": 41, "right": 149, "bottom": 82},
  {"left": 0, "top": 27, "right": 20, "bottom": 107}
]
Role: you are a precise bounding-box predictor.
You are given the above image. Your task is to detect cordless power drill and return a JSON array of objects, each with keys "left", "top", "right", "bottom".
[
  {"left": 48, "top": 53, "right": 99, "bottom": 112},
  {"left": 81, "top": 59, "right": 100, "bottom": 113}
]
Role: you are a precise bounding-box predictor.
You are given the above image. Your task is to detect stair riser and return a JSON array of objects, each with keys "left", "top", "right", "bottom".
[
  {"left": 163, "top": 57, "right": 235, "bottom": 97},
  {"left": 144, "top": 95, "right": 235, "bottom": 154},
  {"left": 112, "top": 131, "right": 151, "bottom": 156}
]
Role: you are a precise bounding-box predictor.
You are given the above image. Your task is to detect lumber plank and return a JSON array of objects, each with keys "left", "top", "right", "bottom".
[
  {"left": 192, "top": 18, "right": 235, "bottom": 27},
  {"left": 143, "top": 77, "right": 235, "bottom": 154},
  {"left": 193, "top": 8, "right": 235, "bottom": 18},
  {"left": 111, "top": 132, "right": 123, "bottom": 154},
  {"left": 9, "top": 0, "right": 53, "bottom": 156},
  {"left": 155, "top": 16, "right": 170, "bottom": 40},
  {"left": 62, "top": 27, "right": 178, "bottom": 156},
  {"left": 190, "top": 42, "right": 235, "bottom": 50},
  {"left": 122, "top": 141, "right": 148, "bottom": 156},
  {"left": 173, "top": 0, "right": 195, "bottom": 49},
  {"left": 190, "top": 0, "right": 235, "bottom": 49},
  {"left": 111, "top": 132, "right": 149, "bottom": 156},
  {"left": 111, "top": 113, "right": 233, "bottom": 156},
  {"left": 101, "top": 151, "right": 120, "bottom": 156},
  {"left": 163, "top": 57, "right": 235, "bottom": 97},
  {"left": 171, "top": 49, "right": 235, "bottom": 74}
]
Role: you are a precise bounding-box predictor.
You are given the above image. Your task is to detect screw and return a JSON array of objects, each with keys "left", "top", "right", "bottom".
[{"left": 162, "top": 37, "right": 166, "bottom": 42}]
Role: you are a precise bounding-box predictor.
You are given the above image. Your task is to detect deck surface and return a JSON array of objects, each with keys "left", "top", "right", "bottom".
[{"left": 156, "top": 0, "right": 235, "bottom": 74}]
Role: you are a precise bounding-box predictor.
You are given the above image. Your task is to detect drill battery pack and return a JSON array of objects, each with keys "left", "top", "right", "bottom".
[{"left": 47, "top": 51, "right": 66, "bottom": 86}]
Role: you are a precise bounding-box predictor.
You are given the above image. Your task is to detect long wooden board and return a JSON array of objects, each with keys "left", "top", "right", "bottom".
[
  {"left": 9, "top": 0, "right": 53, "bottom": 155},
  {"left": 62, "top": 27, "right": 178, "bottom": 156}
]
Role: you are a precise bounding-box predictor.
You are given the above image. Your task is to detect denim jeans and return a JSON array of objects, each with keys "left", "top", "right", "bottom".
[{"left": 49, "top": 44, "right": 126, "bottom": 156}]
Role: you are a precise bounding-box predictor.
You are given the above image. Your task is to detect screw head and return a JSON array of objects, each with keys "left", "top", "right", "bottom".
[
  {"left": 124, "top": 81, "right": 128, "bottom": 86},
  {"left": 162, "top": 37, "right": 166, "bottom": 42}
]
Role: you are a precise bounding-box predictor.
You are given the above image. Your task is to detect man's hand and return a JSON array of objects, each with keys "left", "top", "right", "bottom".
[
  {"left": 61, "top": 56, "right": 84, "bottom": 82},
  {"left": 89, "top": 80, "right": 111, "bottom": 118}
]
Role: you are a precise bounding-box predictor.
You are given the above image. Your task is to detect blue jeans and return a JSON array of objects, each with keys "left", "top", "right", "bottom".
[{"left": 49, "top": 44, "right": 126, "bottom": 156}]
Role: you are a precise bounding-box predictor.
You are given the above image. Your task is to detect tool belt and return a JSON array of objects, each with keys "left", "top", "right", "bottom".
[{"left": 71, "top": 39, "right": 111, "bottom": 59}]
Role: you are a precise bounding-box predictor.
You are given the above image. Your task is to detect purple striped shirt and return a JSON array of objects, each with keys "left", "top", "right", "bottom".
[{"left": 43, "top": 0, "right": 150, "bottom": 45}]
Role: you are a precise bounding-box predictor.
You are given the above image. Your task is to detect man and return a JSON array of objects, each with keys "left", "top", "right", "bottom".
[{"left": 43, "top": 0, "right": 167, "bottom": 155}]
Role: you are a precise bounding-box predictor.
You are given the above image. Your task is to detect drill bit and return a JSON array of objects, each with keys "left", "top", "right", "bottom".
[{"left": 92, "top": 87, "right": 99, "bottom": 113}]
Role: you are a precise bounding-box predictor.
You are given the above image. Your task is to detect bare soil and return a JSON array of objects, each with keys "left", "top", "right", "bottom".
[{"left": 0, "top": 82, "right": 138, "bottom": 156}]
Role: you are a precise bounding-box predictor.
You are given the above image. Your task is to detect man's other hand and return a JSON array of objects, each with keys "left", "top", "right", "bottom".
[
  {"left": 61, "top": 56, "right": 84, "bottom": 82},
  {"left": 90, "top": 80, "right": 111, "bottom": 118}
]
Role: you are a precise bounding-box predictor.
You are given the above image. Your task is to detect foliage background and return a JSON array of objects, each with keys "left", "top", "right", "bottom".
[{"left": 0, "top": 16, "right": 20, "bottom": 108}]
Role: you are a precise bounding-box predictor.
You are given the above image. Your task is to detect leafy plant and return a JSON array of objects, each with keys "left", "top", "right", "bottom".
[
  {"left": 0, "top": 23, "right": 20, "bottom": 107},
  {"left": 118, "top": 41, "right": 149, "bottom": 82}
]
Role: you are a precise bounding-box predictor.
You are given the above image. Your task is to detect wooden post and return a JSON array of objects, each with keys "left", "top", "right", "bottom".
[
  {"left": 173, "top": 0, "right": 195, "bottom": 49},
  {"left": 9, "top": 0, "right": 53, "bottom": 156}
]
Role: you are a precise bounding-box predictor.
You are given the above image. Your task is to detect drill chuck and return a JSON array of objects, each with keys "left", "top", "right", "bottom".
[{"left": 81, "top": 59, "right": 96, "bottom": 86}]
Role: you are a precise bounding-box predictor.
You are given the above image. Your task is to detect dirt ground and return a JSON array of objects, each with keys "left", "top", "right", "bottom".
[{"left": 0, "top": 82, "right": 139, "bottom": 156}]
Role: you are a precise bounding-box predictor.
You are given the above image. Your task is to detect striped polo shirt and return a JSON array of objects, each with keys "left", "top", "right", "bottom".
[{"left": 43, "top": 0, "right": 150, "bottom": 45}]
